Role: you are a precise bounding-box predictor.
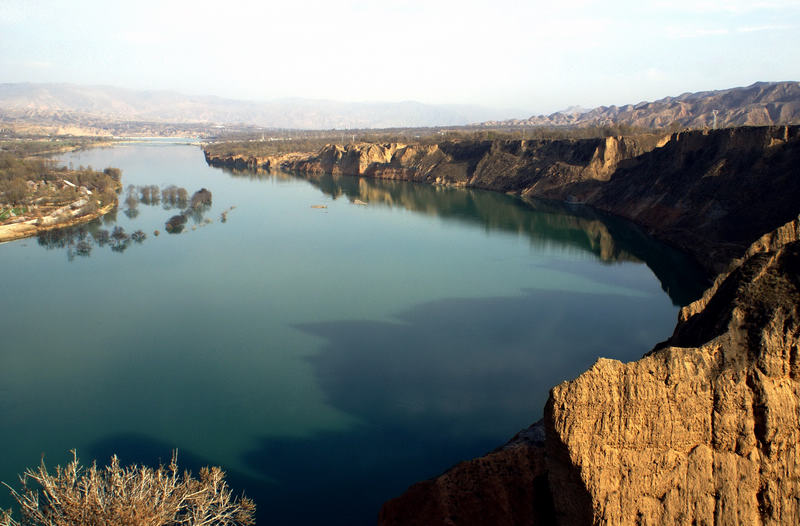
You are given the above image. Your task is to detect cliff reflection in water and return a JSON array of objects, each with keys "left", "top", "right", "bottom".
[{"left": 223, "top": 167, "right": 710, "bottom": 306}]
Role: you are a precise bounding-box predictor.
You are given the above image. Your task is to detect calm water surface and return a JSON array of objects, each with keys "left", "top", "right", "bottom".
[{"left": 0, "top": 144, "right": 709, "bottom": 524}]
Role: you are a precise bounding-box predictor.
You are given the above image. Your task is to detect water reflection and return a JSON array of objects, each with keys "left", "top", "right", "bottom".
[
  {"left": 37, "top": 223, "right": 147, "bottom": 258},
  {"left": 2, "top": 145, "right": 714, "bottom": 526},
  {"left": 222, "top": 167, "right": 710, "bottom": 306},
  {"left": 37, "top": 185, "right": 221, "bottom": 258}
]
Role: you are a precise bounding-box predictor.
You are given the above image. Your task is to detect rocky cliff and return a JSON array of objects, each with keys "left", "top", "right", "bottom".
[
  {"left": 379, "top": 216, "right": 800, "bottom": 525},
  {"left": 205, "top": 125, "right": 800, "bottom": 274},
  {"left": 204, "top": 126, "right": 800, "bottom": 524}
]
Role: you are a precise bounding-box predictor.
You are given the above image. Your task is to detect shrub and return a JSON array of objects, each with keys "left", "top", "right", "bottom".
[
  {"left": 103, "top": 167, "right": 122, "bottom": 181},
  {"left": 1, "top": 178, "right": 28, "bottom": 205},
  {"left": 0, "top": 451, "right": 254, "bottom": 526},
  {"left": 111, "top": 226, "right": 128, "bottom": 241},
  {"left": 190, "top": 189, "right": 212, "bottom": 209}
]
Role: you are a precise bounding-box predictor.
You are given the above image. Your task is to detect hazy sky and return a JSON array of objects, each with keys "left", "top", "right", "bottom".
[{"left": 1, "top": 0, "right": 799, "bottom": 114}]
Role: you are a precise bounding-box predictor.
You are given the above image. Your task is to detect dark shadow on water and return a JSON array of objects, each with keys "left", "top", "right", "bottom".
[
  {"left": 15, "top": 288, "right": 684, "bottom": 526},
  {"left": 236, "top": 288, "right": 677, "bottom": 525}
]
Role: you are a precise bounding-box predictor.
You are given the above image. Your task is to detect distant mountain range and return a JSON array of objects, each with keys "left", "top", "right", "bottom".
[
  {"left": 483, "top": 82, "right": 800, "bottom": 129},
  {"left": 0, "top": 83, "right": 508, "bottom": 130},
  {"left": 1, "top": 81, "right": 798, "bottom": 133}
]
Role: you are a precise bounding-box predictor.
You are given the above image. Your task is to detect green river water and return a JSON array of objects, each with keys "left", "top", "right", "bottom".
[{"left": 0, "top": 142, "right": 709, "bottom": 525}]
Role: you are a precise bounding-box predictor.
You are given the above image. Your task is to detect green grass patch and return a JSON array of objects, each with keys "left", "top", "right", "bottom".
[{"left": 0, "top": 206, "right": 28, "bottom": 221}]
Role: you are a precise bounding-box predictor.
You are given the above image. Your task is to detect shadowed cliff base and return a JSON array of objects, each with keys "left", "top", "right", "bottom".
[
  {"left": 255, "top": 287, "right": 678, "bottom": 524},
  {"left": 378, "top": 423, "right": 558, "bottom": 526},
  {"left": 31, "top": 285, "right": 681, "bottom": 526}
]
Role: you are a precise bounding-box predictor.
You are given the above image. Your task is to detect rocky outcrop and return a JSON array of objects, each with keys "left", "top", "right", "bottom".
[
  {"left": 379, "top": 216, "right": 800, "bottom": 525},
  {"left": 202, "top": 127, "right": 800, "bottom": 524},
  {"left": 205, "top": 125, "right": 800, "bottom": 274},
  {"left": 568, "top": 126, "right": 800, "bottom": 272}
]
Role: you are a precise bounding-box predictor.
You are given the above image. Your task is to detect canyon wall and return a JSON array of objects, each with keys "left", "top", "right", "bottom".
[
  {"left": 379, "top": 217, "right": 800, "bottom": 525},
  {"left": 204, "top": 128, "right": 800, "bottom": 524},
  {"left": 205, "top": 125, "right": 800, "bottom": 274}
]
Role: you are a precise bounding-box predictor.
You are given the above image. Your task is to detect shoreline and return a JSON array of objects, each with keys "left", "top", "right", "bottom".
[
  {"left": 203, "top": 130, "right": 800, "bottom": 524},
  {"left": 203, "top": 126, "right": 800, "bottom": 275},
  {"left": 0, "top": 201, "right": 117, "bottom": 244}
]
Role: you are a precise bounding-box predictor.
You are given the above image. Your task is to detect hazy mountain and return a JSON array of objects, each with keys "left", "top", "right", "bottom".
[
  {"left": 0, "top": 83, "right": 510, "bottom": 129},
  {"left": 483, "top": 82, "right": 800, "bottom": 129}
]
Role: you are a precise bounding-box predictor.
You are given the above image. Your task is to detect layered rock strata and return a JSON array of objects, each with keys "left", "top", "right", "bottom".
[{"left": 379, "top": 217, "right": 800, "bottom": 525}]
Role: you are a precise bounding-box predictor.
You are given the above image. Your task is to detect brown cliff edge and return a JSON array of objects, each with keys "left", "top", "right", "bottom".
[
  {"left": 204, "top": 127, "right": 800, "bottom": 524},
  {"left": 379, "top": 216, "right": 800, "bottom": 525}
]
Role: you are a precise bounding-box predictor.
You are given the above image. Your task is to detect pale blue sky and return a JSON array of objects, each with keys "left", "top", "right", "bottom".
[{"left": 1, "top": 0, "right": 798, "bottom": 114}]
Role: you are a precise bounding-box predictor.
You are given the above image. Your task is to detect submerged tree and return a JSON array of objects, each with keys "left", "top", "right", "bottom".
[
  {"left": 124, "top": 193, "right": 139, "bottom": 211},
  {"left": 111, "top": 226, "right": 128, "bottom": 241},
  {"left": 139, "top": 185, "right": 161, "bottom": 205},
  {"left": 75, "top": 240, "right": 92, "bottom": 256},
  {"left": 131, "top": 230, "right": 146, "bottom": 243},
  {"left": 92, "top": 229, "right": 110, "bottom": 246},
  {"left": 190, "top": 188, "right": 212, "bottom": 209},
  {"left": 165, "top": 214, "right": 187, "bottom": 234},
  {"left": 161, "top": 186, "right": 189, "bottom": 209},
  {"left": 0, "top": 451, "right": 254, "bottom": 526}
]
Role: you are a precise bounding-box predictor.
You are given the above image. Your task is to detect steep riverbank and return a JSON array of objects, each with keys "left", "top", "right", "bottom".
[
  {"left": 379, "top": 216, "right": 800, "bottom": 525},
  {"left": 205, "top": 127, "right": 800, "bottom": 524},
  {"left": 205, "top": 126, "right": 800, "bottom": 275}
]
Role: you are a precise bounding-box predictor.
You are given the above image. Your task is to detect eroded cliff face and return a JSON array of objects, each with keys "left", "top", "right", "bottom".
[
  {"left": 379, "top": 217, "right": 800, "bottom": 526},
  {"left": 571, "top": 126, "right": 800, "bottom": 272},
  {"left": 205, "top": 126, "right": 800, "bottom": 274},
  {"left": 204, "top": 131, "right": 800, "bottom": 524}
]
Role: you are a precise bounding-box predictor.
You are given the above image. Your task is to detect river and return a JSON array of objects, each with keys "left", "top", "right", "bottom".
[{"left": 0, "top": 142, "right": 708, "bottom": 525}]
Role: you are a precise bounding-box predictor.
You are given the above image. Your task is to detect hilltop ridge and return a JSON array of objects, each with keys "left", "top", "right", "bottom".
[
  {"left": 0, "top": 83, "right": 507, "bottom": 131},
  {"left": 2, "top": 82, "right": 799, "bottom": 136},
  {"left": 483, "top": 81, "right": 800, "bottom": 129}
]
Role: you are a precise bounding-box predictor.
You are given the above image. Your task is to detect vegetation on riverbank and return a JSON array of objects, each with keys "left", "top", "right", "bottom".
[
  {"left": 0, "top": 136, "right": 112, "bottom": 157},
  {"left": 202, "top": 123, "right": 660, "bottom": 159},
  {"left": 0, "top": 143, "right": 122, "bottom": 241}
]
